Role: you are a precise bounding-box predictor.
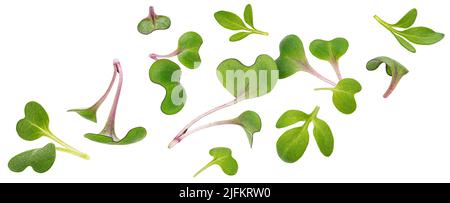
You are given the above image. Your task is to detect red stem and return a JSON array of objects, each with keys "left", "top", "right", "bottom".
[
  {"left": 101, "top": 59, "right": 123, "bottom": 141},
  {"left": 149, "top": 49, "right": 181, "bottom": 60},
  {"left": 383, "top": 72, "right": 401, "bottom": 98},
  {"left": 304, "top": 65, "right": 337, "bottom": 86},
  {"left": 331, "top": 61, "right": 343, "bottom": 81}
]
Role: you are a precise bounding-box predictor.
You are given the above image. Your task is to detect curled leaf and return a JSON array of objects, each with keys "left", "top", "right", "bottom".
[
  {"left": 194, "top": 147, "right": 238, "bottom": 177},
  {"left": 366, "top": 56, "right": 409, "bottom": 98},
  {"left": 8, "top": 143, "right": 56, "bottom": 173}
]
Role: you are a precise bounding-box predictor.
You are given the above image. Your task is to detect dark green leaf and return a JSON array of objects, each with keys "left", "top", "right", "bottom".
[
  {"left": 85, "top": 127, "right": 147, "bottom": 145},
  {"left": 137, "top": 16, "right": 171, "bottom": 35},
  {"left": 16, "top": 101, "right": 50, "bottom": 141},
  {"left": 8, "top": 143, "right": 56, "bottom": 173}
]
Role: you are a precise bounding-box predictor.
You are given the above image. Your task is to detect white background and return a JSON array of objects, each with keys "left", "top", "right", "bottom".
[{"left": 0, "top": 0, "right": 449, "bottom": 183}]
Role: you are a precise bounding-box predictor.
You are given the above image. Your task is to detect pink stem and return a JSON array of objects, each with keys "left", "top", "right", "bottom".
[
  {"left": 149, "top": 6, "right": 157, "bottom": 22},
  {"left": 149, "top": 49, "right": 180, "bottom": 60},
  {"left": 175, "top": 120, "right": 236, "bottom": 145},
  {"left": 383, "top": 72, "right": 400, "bottom": 98},
  {"left": 331, "top": 61, "right": 343, "bottom": 81},
  {"left": 91, "top": 65, "right": 117, "bottom": 110},
  {"left": 101, "top": 59, "right": 123, "bottom": 141},
  {"left": 168, "top": 97, "right": 244, "bottom": 149},
  {"left": 304, "top": 65, "right": 337, "bottom": 86}
]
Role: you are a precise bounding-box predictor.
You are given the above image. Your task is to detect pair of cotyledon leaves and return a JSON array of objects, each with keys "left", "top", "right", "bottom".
[
  {"left": 194, "top": 147, "right": 238, "bottom": 177},
  {"left": 9, "top": 102, "right": 89, "bottom": 173},
  {"left": 374, "top": 8, "right": 445, "bottom": 53},
  {"left": 149, "top": 32, "right": 203, "bottom": 115},
  {"left": 69, "top": 61, "right": 147, "bottom": 145},
  {"left": 276, "top": 107, "right": 334, "bottom": 163},
  {"left": 138, "top": 6, "right": 171, "bottom": 35},
  {"left": 214, "top": 4, "right": 268, "bottom": 42},
  {"left": 366, "top": 56, "right": 409, "bottom": 98}
]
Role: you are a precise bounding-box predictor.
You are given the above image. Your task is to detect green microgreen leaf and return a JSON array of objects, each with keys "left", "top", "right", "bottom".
[
  {"left": 214, "top": 4, "right": 268, "bottom": 42},
  {"left": 315, "top": 78, "right": 362, "bottom": 114},
  {"left": 366, "top": 56, "right": 409, "bottom": 98},
  {"left": 276, "top": 110, "right": 309, "bottom": 128},
  {"left": 276, "top": 106, "right": 334, "bottom": 163},
  {"left": 8, "top": 143, "right": 56, "bottom": 173},
  {"left": 149, "top": 59, "right": 186, "bottom": 115},
  {"left": 194, "top": 147, "right": 238, "bottom": 177},
  {"left": 374, "top": 8, "right": 444, "bottom": 53},
  {"left": 216, "top": 54, "right": 278, "bottom": 100},
  {"left": 85, "top": 127, "right": 147, "bottom": 145},
  {"left": 309, "top": 38, "right": 349, "bottom": 80},
  {"left": 232, "top": 111, "right": 262, "bottom": 147},
  {"left": 137, "top": 6, "right": 171, "bottom": 35}
]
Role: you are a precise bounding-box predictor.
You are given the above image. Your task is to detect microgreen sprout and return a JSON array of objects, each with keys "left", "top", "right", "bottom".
[
  {"left": 366, "top": 56, "right": 409, "bottom": 98},
  {"left": 276, "top": 106, "right": 334, "bottom": 163},
  {"left": 9, "top": 101, "right": 89, "bottom": 173},
  {"left": 169, "top": 54, "right": 278, "bottom": 149},
  {"left": 194, "top": 147, "right": 238, "bottom": 177},
  {"left": 276, "top": 35, "right": 337, "bottom": 86},
  {"left": 374, "top": 8, "right": 445, "bottom": 53},
  {"left": 315, "top": 78, "right": 362, "bottom": 114},
  {"left": 214, "top": 4, "right": 268, "bottom": 42},
  {"left": 309, "top": 38, "right": 349, "bottom": 80},
  {"left": 149, "top": 32, "right": 203, "bottom": 69},
  {"left": 137, "top": 6, "right": 171, "bottom": 35}
]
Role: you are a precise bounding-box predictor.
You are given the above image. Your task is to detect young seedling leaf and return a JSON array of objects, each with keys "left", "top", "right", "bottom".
[
  {"left": 312, "top": 118, "right": 334, "bottom": 157},
  {"left": 69, "top": 63, "right": 118, "bottom": 123},
  {"left": 149, "top": 59, "right": 186, "bottom": 115},
  {"left": 366, "top": 56, "right": 409, "bottom": 98},
  {"left": 315, "top": 78, "right": 362, "bottom": 114},
  {"left": 150, "top": 32, "right": 203, "bottom": 69},
  {"left": 374, "top": 8, "right": 445, "bottom": 53},
  {"left": 16, "top": 101, "right": 50, "bottom": 141},
  {"left": 217, "top": 54, "right": 278, "bottom": 100},
  {"left": 392, "top": 8, "right": 417, "bottom": 28},
  {"left": 85, "top": 127, "right": 147, "bottom": 145},
  {"left": 309, "top": 38, "right": 349, "bottom": 80},
  {"left": 244, "top": 4, "right": 254, "bottom": 29},
  {"left": 137, "top": 6, "right": 171, "bottom": 35},
  {"left": 8, "top": 143, "right": 56, "bottom": 173},
  {"left": 232, "top": 111, "right": 262, "bottom": 147},
  {"left": 214, "top": 4, "right": 268, "bottom": 42},
  {"left": 276, "top": 110, "right": 309, "bottom": 128},
  {"left": 276, "top": 106, "right": 334, "bottom": 163},
  {"left": 276, "top": 35, "right": 336, "bottom": 85},
  {"left": 194, "top": 147, "right": 238, "bottom": 177}
]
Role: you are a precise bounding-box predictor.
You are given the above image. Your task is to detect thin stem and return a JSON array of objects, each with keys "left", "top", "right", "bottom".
[
  {"left": 101, "top": 59, "right": 123, "bottom": 142},
  {"left": 252, "top": 29, "right": 269, "bottom": 36},
  {"left": 331, "top": 61, "right": 343, "bottom": 80},
  {"left": 314, "top": 87, "right": 334, "bottom": 91},
  {"left": 169, "top": 96, "right": 244, "bottom": 149},
  {"left": 304, "top": 65, "right": 337, "bottom": 86},
  {"left": 193, "top": 161, "right": 214, "bottom": 177},
  {"left": 56, "top": 147, "right": 90, "bottom": 160},
  {"left": 384, "top": 71, "right": 401, "bottom": 98},
  {"left": 46, "top": 133, "right": 89, "bottom": 160},
  {"left": 149, "top": 6, "right": 157, "bottom": 23},
  {"left": 176, "top": 120, "right": 236, "bottom": 145},
  {"left": 149, "top": 49, "right": 180, "bottom": 60},
  {"left": 374, "top": 15, "right": 402, "bottom": 35}
]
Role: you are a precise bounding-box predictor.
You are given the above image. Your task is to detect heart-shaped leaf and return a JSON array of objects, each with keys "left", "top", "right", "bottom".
[
  {"left": 177, "top": 32, "right": 203, "bottom": 69},
  {"left": 8, "top": 143, "right": 56, "bottom": 173},
  {"left": 309, "top": 38, "right": 349, "bottom": 63},
  {"left": 85, "top": 127, "right": 147, "bottom": 145},
  {"left": 276, "top": 126, "right": 309, "bottom": 163},
  {"left": 313, "top": 118, "right": 334, "bottom": 157},
  {"left": 399, "top": 27, "right": 445, "bottom": 45},
  {"left": 244, "top": 4, "right": 254, "bottom": 29},
  {"left": 217, "top": 54, "right": 278, "bottom": 100},
  {"left": 366, "top": 56, "right": 409, "bottom": 98},
  {"left": 276, "top": 35, "right": 310, "bottom": 79},
  {"left": 194, "top": 147, "right": 238, "bottom": 177},
  {"left": 316, "top": 78, "right": 362, "bottom": 114},
  {"left": 137, "top": 6, "right": 171, "bottom": 35},
  {"left": 150, "top": 59, "right": 187, "bottom": 115},
  {"left": 232, "top": 111, "right": 262, "bottom": 147},
  {"left": 276, "top": 110, "right": 309, "bottom": 128},
  {"left": 16, "top": 101, "right": 51, "bottom": 141},
  {"left": 392, "top": 8, "right": 417, "bottom": 28}
]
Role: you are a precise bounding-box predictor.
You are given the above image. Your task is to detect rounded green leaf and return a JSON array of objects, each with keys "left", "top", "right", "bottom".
[
  {"left": 137, "top": 15, "right": 171, "bottom": 35},
  {"left": 214, "top": 11, "right": 249, "bottom": 31},
  {"left": 194, "top": 147, "right": 238, "bottom": 177},
  {"left": 309, "top": 38, "right": 349, "bottom": 62},
  {"left": 276, "top": 35, "right": 309, "bottom": 79},
  {"left": 16, "top": 101, "right": 51, "bottom": 141},
  {"left": 392, "top": 8, "right": 417, "bottom": 28},
  {"left": 85, "top": 127, "right": 147, "bottom": 145},
  {"left": 216, "top": 54, "right": 278, "bottom": 100},
  {"left": 313, "top": 118, "right": 334, "bottom": 157},
  {"left": 366, "top": 57, "right": 409, "bottom": 98},
  {"left": 177, "top": 32, "right": 203, "bottom": 69},
  {"left": 229, "top": 32, "right": 251, "bottom": 42},
  {"left": 8, "top": 143, "right": 56, "bottom": 173},
  {"left": 399, "top": 27, "right": 445, "bottom": 45},
  {"left": 149, "top": 59, "right": 186, "bottom": 115},
  {"left": 276, "top": 110, "right": 309, "bottom": 128},
  {"left": 332, "top": 78, "right": 362, "bottom": 114},
  {"left": 233, "top": 111, "right": 262, "bottom": 147},
  {"left": 276, "top": 126, "right": 309, "bottom": 163}
]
